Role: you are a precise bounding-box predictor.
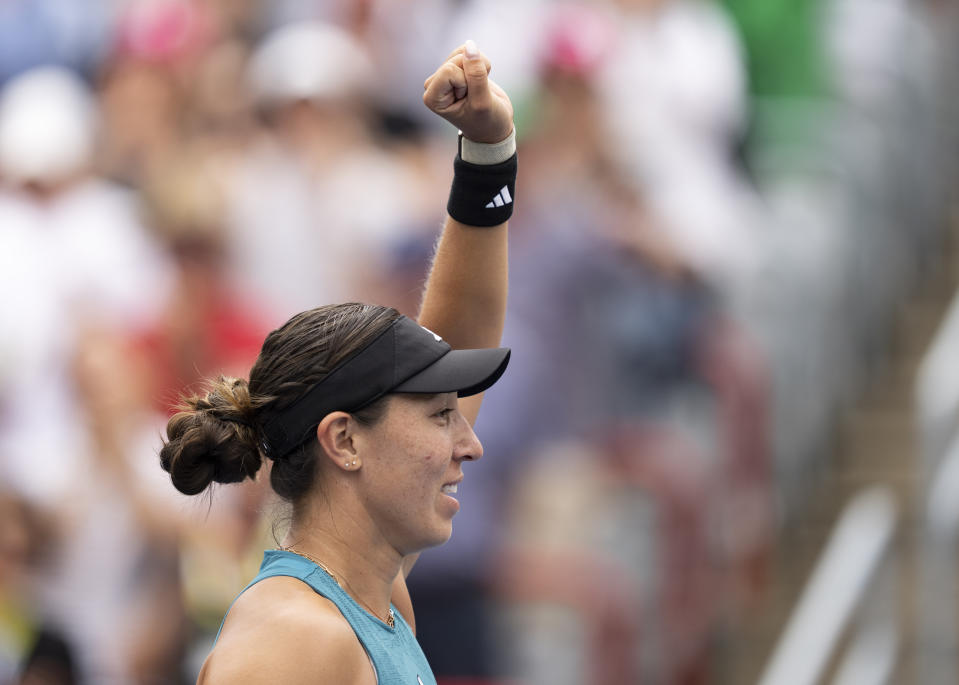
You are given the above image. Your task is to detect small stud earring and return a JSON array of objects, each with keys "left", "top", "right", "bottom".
[
  {"left": 351, "top": 460, "right": 358, "bottom": 467},
  {"left": 344, "top": 461, "right": 350, "bottom": 467}
]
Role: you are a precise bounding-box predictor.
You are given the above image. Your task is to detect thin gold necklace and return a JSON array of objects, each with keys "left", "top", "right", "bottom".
[{"left": 280, "top": 546, "right": 396, "bottom": 629}]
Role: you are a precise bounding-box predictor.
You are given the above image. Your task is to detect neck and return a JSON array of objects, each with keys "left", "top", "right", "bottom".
[{"left": 282, "top": 503, "right": 402, "bottom": 622}]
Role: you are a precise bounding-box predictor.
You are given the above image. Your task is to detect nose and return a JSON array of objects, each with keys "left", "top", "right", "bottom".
[{"left": 453, "top": 411, "right": 483, "bottom": 462}]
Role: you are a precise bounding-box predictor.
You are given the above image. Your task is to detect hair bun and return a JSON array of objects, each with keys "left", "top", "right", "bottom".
[{"left": 160, "top": 377, "right": 262, "bottom": 495}]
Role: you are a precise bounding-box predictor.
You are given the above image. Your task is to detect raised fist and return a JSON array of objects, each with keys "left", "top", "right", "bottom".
[{"left": 423, "top": 40, "right": 514, "bottom": 144}]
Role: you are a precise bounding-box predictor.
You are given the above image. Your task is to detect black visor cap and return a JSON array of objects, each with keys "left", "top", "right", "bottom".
[{"left": 394, "top": 346, "right": 510, "bottom": 397}]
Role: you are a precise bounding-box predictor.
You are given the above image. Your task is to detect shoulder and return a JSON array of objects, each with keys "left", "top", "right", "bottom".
[{"left": 199, "top": 575, "right": 374, "bottom": 685}]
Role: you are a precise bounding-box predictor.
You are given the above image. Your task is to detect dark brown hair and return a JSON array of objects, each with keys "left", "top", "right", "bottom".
[{"left": 159, "top": 303, "right": 401, "bottom": 502}]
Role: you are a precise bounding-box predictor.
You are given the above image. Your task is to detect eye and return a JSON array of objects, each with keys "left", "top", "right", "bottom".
[{"left": 434, "top": 407, "right": 455, "bottom": 422}]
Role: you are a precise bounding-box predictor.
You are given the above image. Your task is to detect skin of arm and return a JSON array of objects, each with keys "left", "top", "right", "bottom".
[{"left": 418, "top": 216, "right": 508, "bottom": 426}]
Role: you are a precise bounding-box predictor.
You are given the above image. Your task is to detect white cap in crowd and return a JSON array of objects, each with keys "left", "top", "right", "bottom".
[
  {"left": 247, "top": 21, "right": 374, "bottom": 108},
  {"left": 0, "top": 66, "right": 96, "bottom": 184}
]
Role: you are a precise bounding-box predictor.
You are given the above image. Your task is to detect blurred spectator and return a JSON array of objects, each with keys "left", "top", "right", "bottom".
[
  {"left": 95, "top": 0, "right": 222, "bottom": 188},
  {"left": 133, "top": 147, "right": 273, "bottom": 413},
  {"left": 495, "top": 432, "right": 716, "bottom": 684},
  {"left": 128, "top": 148, "right": 277, "bottom": 679},
  {"left": 37, "top": 326, "right": 186, "bottom": 684},
  {"left": 0, "top": 65, "right": 171, "bottom": 509},
  {"left": 0, "top": 490, "right": 78, "bottom": 685},
  {"left": 0, "top": 66, "right": 95, "bottom": 188},
  {"left": 0, "top": 64, "right": 180, "bottom": 684},
  {"left": 255, "top": 0, "right": 453, "bottom": 129},
  {"left": 595, "top": 0, "right": 764, "bottom": 296},
  {"left": 225, "top": 20, "right": 429, "bottom": 317}
]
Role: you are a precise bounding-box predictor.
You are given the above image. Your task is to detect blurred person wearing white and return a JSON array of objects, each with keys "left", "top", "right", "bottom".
[
  {"left": 0, "top": 66, "right": 180, "bottom": 683},
  {"left": 0, "top": 66, "right": 172, "bottom": 509},
  {"left": 50, "top": 328, "right": 192, "bottom": 684},
  {"left": 226, "top": 21, "right": 428, "bottom": 319},
  {"left": 257, "top": 0, "right": 452, "bottom": 129},
  {"left": 595, "top": 0, "right": 764, "bottom": 296}
]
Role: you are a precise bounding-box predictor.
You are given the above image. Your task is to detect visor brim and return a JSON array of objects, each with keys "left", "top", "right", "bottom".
[{"left": 392, "top": 347, "right": 510, "bottom": 397}]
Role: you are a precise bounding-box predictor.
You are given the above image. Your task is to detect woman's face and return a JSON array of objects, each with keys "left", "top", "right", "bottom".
[{"left": 355, "top": 392, "right": 482, "bottom": 554}]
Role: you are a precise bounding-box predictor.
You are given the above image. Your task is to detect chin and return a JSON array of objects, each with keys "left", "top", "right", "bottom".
[{"left": 415, "top": 524, "right": 454, "bottom": 552}]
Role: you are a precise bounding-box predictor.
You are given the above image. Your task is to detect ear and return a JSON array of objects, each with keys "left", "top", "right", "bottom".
[{"left": 316, "top": 411, "right": 360, "bottom": 471}]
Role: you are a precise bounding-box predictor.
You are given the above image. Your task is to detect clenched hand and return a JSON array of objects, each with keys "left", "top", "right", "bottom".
[{"left": 423, "top": 40, "right": 514, "bottom": 145}]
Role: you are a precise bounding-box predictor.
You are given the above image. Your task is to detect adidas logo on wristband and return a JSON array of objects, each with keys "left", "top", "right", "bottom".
[{"left": 485, "top": 185, "right": 512, "bottom": 209}]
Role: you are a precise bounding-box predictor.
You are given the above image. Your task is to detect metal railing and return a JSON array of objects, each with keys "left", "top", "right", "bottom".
[
  {"left": 916, "top": 289, "right": 959, "bottom": 685},
  {"left": 758, "top": 487, "right": 899, "bottom": 685}
]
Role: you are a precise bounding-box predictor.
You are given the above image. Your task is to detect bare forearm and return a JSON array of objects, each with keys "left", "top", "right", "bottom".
[
  {"left": 417, "top": 218, "right": 508, "bottom": 350},
  {"left": 417, "top": 218, "right": 507, "bottom": 425}
]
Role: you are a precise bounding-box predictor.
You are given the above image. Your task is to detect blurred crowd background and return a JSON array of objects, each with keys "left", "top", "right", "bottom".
[{"left": 0, "top": 0, "right": 957, "bottom": 683}]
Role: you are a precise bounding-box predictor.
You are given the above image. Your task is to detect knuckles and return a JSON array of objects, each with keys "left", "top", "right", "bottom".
[{"left": 422, "top": 53, "right": 511, "bottom": 132}]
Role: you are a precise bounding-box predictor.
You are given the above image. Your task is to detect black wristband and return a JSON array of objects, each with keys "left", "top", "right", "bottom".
[{"left": 447, "top": 152, "right": 517, "bottom": 227}]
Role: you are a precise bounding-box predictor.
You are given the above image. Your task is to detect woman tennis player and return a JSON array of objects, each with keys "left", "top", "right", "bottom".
[{"left": 160, "top": 40, "right": 516, "bottom": 684}]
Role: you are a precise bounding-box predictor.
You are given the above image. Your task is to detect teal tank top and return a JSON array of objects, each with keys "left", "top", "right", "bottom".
[{"left": 215, "top": 549, "right": 436, "bottom": 685}]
